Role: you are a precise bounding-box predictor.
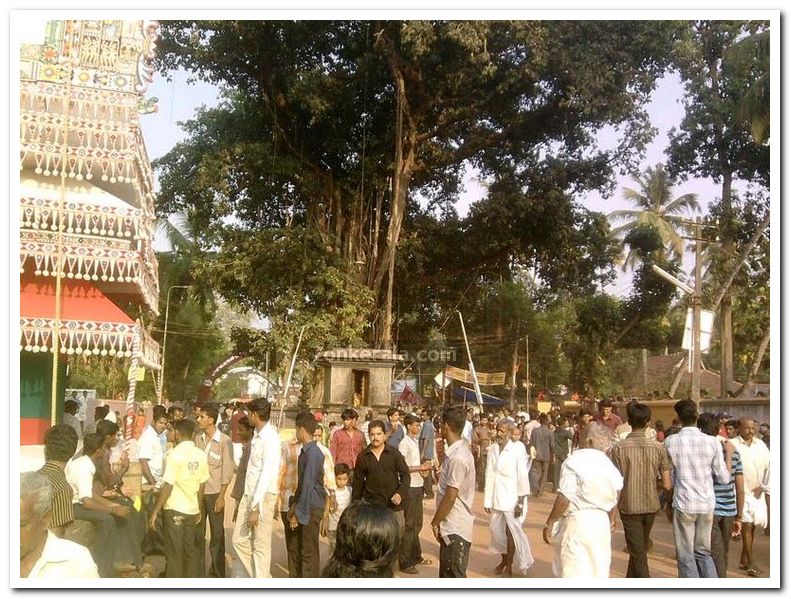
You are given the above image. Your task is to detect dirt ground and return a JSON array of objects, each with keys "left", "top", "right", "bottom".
[{"left": 146, "top": 475, "right": 770, "bottom": 580}]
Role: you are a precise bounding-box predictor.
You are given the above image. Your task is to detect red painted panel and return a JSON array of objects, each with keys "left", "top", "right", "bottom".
[
  {"left": 21, "top": 417, "right": 51, "bottom": 446},
  {"left": 20, "top": 274, "right": 133, "bottom": 323}
]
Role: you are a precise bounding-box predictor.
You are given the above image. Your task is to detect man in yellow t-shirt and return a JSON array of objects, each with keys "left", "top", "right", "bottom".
[{"left": 149, "top": 419, "right": 209, "bottom": 578}]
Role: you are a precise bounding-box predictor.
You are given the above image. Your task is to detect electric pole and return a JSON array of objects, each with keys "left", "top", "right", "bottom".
[
  {"left": 691, "top": 217, "right": 703, "bottom": 406},
  {"left": 525, "top": 335, "right": 530, "bottom": 410}
]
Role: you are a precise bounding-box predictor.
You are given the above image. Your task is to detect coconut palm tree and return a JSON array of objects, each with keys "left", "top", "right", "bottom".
[
  {"left": 724, "top": 27, "right": 769, "bottom": 145},
  {"left": 608, "top": 164, "right": 700, "bottom": 271}
]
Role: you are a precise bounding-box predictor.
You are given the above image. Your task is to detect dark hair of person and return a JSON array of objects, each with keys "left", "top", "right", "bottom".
[
  {"left": 167, "top": 405, "right": 184, "bottom": 419},
  {"left": 341, "top": 408, "right": 358, "bottom": 421},
  {"left": 94, "top": 405, "right": 110, "bottom": 419},
  {"left": 335, "top": 463, "right": 351, "bottom": 477},
  {"left": 403, "top": 413, "right": 420, "bottom": 426},
  {"left": 599, "top": 398, "right": 613, "bottom": 408},
  {"left": 654, "top": 420, "right": 665, "bottom": 432},
  {"left": 368, "top": 420, "right": 386, "bottom": 434},
  {"left": 152, "top": 405, "right": 167, "bottom": 421},
  {"left": 674, "top": 399, "right": 698, "bottom": 426},
  {"left": 578, "top": 409, "right": 591, "bottom": 419},
  {"left": 726, "top": 418, "right": 740, "bottom": 429},
  {"left": 43, "top": 424, "right": 79, "bottom": 462},
  {"left": 248, "top": 398, "right": 272, "bottom": 422},
  {"left": 83, "top": 432, "right": 105, "bottom": 456},
  {"left": 173, "top": 418, "right": 196, "bottom": 440},
  {"left": 64, "top": 400, "right": 79, "bottom": 415},
  {"left": 322, "top": 502, "right": 400, "bottom": 578},
  {"left": 295, "top": 410, "right": 318, "bottom": 435},
  {"left": 442, "top": 407, "right": 465, "bottom": 435},
  {"left": 386, "top": 407, "right": 400, "bottom": 418},
  {"left": 539, "top": 414, "right": 549, "bottom": 425},
  {"left": 626, "top": 401, "right": 651, "bottom": 429},
  {"left": 95, "top": 419, "right": 119, "bottom": 440},
  {"left": 237, "top": 415, "right": 251, "bottom": 431},
  {"left": 202, "top": 405, "right": 219, "bottom": 425},
  {"left": 697, "top": 412, "right": 719, "bottom": 437}
]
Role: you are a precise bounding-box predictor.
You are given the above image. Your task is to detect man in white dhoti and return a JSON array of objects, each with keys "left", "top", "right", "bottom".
[
  {"left": 542, "top": 422, "right": 623, "bottom": 578},
  {"left": 484, "top": 419, "right": 534, "bottom": 577}
]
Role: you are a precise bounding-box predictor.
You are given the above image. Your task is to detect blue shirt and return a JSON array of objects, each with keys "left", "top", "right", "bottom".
[
  {"left": 419, "top": 420, "right": 436, "bottom": 460},
  {"left": 294, "top": 441, "right": 327, "bottom": 525},
  {"left": 714, "top": 446, "right": 743, "bottom": 517},
  {"left": 386, "top": 422, "right": 405, "bottom": 448}
]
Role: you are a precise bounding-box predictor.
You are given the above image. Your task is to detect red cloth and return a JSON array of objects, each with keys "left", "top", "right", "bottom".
[
  {"left": 133, "top": 415, "right": 147, "bottom": 440},
  {"left": 329, "top": 428, "right": 366, "bottom": 469},
  {"left": 596, "top": 413, "right": 623, "bottom": 432},
  {"left": 230, "top": 410, "right": 247, "bottom": 443}
]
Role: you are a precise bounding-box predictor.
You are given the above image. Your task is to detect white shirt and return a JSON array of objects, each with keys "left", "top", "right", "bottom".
[
  {"left": 398, "top": 434, "right": 424, "bottom": 487},
  {"left": 27, "top": 532, "right": 99, "bottom": 579},
  {"left": 63, "top": 413, "right": 82, "bottom": 440},
  {"left": 328, "top": 486, "right": 352, "bottom": 532},
  {"left": 64, "top": 455, "right": 95, "bottom": 504},
  {"left": 523, "top": 420, "right": 541, "bottom": 443},
  {"left": 138, "top": 425, "right": 165, "bottom": 485},
  {"left": 557, "top": 448, "right": 623, "bottom": 513},
  {"left": 245, "top": 422, "right": 282, "bottom": 510},
  {"left": 484, "top": 440, "right": 531, "bottom": 512},
  {"left": 732, "top": 436, "right": 770, "bottom": 494},
  {"left": 462, "top": 420, "right": 473, "bottom": 445}
]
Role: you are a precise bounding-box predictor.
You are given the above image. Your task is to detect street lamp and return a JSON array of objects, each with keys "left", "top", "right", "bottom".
[
  {"left": 158, "top": 285, "right": 192, "bottom": 404},
  {"left": 652, "top": 219, "right": 705, "bottom": 405}
]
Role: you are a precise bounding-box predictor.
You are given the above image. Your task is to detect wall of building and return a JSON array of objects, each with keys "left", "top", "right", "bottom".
[
  {"left": 323, "top": 363, "right": 394, "bottom": 411},
  {"left": 20, "top": 352, "right": 67, "bottom": 445},
  {"left": 616, "top": 398, "right": 771, "bottom": 427}
]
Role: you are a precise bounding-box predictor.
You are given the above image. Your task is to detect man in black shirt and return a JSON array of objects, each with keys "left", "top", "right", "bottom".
[{"left": 352, "top": 419, "right": 410, "bottom": 540}]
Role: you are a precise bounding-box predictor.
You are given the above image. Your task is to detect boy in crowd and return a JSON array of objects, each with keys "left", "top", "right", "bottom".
[
  {"left": 288, "top": 411, "right": 327, "bottom": 578},
  {"left": 322, "top": 463, "right": 352, "bottom": 555},
  {"left": 149, "top": 419, "right": 209, "bottom": 578}
]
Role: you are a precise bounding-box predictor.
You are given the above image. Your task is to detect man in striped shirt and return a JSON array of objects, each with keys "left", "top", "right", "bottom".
[
  {"left": 37, "top": 424, "right": 79, "bottom": 536},
  {"left": 697, "top": 412, "right": 744, "bottom": 577},
  {"left": 610, "top": 401, "right": 671, "bottom": 578},
  {"left": 664, "top": 400, "right": 730, "bottom": 578}
]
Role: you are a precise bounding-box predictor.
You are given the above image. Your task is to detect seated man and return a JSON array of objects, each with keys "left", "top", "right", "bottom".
[
  {"left": 93, "top": 420, "right": 149, "bottom": 576},
  {"left": 65, "top": 432, "right": 132, "bottom": 578},
  {"left": 20, "top": 472, "right": 98, "bottom": 579},
  {"left": 37, "top": 424, "right": 79, "bottom": 537}
]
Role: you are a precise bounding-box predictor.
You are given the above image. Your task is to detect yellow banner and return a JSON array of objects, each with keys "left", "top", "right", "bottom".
[
  {"left": 128, "top": 366, "right": 145, "bottom": 381},
  {"left": 444, "top": 366, "right": 505, "bottom": 386}
]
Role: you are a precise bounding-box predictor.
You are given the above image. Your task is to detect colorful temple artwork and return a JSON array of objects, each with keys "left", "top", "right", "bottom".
[{"left": 19, "top": 19, "right": 162, "bottom": 446}]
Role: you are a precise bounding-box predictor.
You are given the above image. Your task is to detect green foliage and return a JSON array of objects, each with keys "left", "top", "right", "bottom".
[
  {"left": 153, "top": 19, "right": 685, "bottom": 360},
  {"left": 667, "top": 20, "right": 769, "bottom": 187},
  {"left": 702, "top": 191, "right": 769, "bottom": 381},
  {"left": 609, "top": 163, "right": 700, "bottom": 269}
]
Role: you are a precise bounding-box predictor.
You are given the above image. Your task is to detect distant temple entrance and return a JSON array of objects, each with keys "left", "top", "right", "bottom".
[{"left": 316, "top": 349, "right": 405, "bottom": 412}]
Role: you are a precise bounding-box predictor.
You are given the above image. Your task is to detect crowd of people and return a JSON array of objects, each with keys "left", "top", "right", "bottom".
[{"left": 20, "top": 395, "right": 770, "bottom": 580}]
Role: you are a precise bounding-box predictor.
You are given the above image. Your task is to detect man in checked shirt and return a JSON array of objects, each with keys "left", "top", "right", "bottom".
[{"left": 664, "top": 399, "right": 730, "bottom": 578}]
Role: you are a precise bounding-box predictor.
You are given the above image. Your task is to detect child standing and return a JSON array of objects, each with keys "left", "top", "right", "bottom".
[{"left": 323, "top": 463, "right": 352, "bottom": 556}]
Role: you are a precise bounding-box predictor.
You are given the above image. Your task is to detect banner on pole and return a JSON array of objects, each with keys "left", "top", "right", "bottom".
[
  {"left": 127, "top": 366, "right": 145, "bottom": 381},
  {"left": 434, "top": 371, "right": 452, "bottom": 388},
  {"left": 681, "top": 308, "right": 715, "bottom": 353},
  {"left": 443, "top": 365, "right": 505, "bottom": 386}
]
